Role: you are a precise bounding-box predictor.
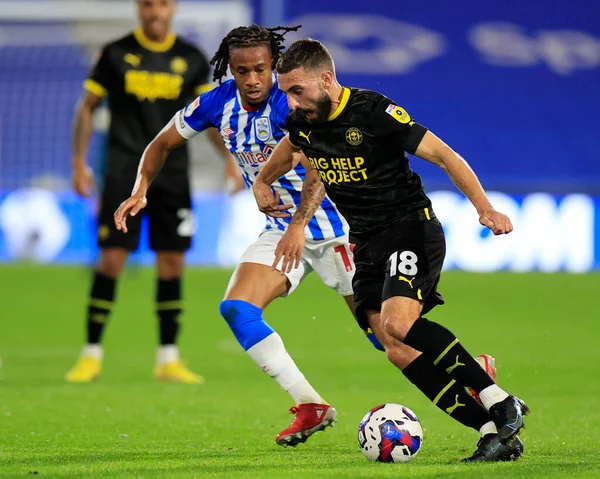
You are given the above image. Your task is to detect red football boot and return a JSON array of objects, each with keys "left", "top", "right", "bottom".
[
  {"left": 276, "top": 403, "right": 337, "bottom": 447},
  {"left": 468, "top": 354, "right": 497, "bottom": 405}
]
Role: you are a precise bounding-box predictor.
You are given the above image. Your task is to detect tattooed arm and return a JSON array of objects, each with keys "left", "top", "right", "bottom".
[
  {"left": 71, "top": 91, "right": 103, "bottom": 197},
  {"left": 271, "top": 156, "right": 326, "bottom": 274},
  {"left": 290, "top": 160, "right": 325, "bottom": 226}
]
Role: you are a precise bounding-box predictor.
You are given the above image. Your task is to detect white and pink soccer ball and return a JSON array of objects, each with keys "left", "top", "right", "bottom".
[{"left": 358, "top": 403, "right": 423, "bottom": 463}]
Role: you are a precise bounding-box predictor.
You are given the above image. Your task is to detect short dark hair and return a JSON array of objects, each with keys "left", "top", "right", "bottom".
[
  {"left": 210, "top": 24, "right": 301, "bottom": 84},
  {"left": 276, "top": 38, "right": 334, "bottom": 74}
]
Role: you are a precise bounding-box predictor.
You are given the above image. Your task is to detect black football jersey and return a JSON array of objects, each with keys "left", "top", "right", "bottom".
[
  {"left": 85, "top": 28, "right": 211, "bottom": 180},
  {"left": 286, "top": 88, "right": 432, "bottom": 244}
]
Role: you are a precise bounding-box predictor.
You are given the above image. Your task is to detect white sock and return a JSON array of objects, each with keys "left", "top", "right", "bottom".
[
  {"left": 157, "top": 345, "right": 179, "bottom": 366},
  {"left": 479, "top": 420, "right": 498, "bottom": 437},
  {"left": 478, "top": 384, "right": 510, "bottom": 410},
  {"left": 82, "top": 344, "right": 103, "bottom": 361},
  {"left": 246, "top": 333, "right": 324, "bottom": 404}
]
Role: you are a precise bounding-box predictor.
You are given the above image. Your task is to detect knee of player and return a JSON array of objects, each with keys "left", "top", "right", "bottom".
[
  {"left": 157, "top": 252, "right": 184, "bottom": 278},
  {"left": 382, "top": 314, "right": 417, "bottom": 342},
  {"left": 218, "top": 300, "right": 274, "bottom": 351},
  {"left": 97, "top": 250, "right": 128, "bottom": 278},
  {"left": 219, "top": 299, "right": 257, "bottom": 323}
]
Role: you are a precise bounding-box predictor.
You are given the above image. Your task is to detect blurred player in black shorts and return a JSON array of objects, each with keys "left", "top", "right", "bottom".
[
  {"left": 254, "top": 39, "right": 530, "bottom": 462},
  {"left": 66, "top": 0, "right": 241, "bottom": 383}
]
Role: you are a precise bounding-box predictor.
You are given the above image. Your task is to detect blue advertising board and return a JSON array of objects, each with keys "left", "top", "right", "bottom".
[{"left": 0, "top": 189, "right": 597, "bottom": 271}]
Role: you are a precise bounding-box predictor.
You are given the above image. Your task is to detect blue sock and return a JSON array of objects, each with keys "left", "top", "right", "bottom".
[
  {"left": 366, "top": 329, "right": 385, "bottom": 352},
  {"left": 219, "top": 300, "right": 274, "bottom": 351}
]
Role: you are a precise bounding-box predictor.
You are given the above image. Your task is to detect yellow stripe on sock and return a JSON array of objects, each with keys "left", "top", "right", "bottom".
[
  {"left": 433, "top": 338, "right": 459, "bottom": 366},
  {"left": 433, "top": 379, "right": 456, "bottom": 405},
  {"left": 157, "top": 300, "right": 183, "bottom": 311},
  {"left": 89, "top": 298, "right": 113, "bottom": 310}
]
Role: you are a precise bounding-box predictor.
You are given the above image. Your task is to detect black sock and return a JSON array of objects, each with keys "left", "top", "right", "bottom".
[
  {"left": 156, "top": 278, "right": 182, "bottom": 345},
  {"left": 403, "top": 354, "right": 491, "bottom": 431},
  {"left": 87, "top": 272, "right": 116, "bottom": 344},
  {"left": 404, "top": 317, "right": 494, "bottom": 393}
]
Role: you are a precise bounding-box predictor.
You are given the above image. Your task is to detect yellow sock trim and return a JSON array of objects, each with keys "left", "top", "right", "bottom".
[
  {"left": 433, "top": 379, "right": 456, "bottom": 405},
  {"left": 157, "top": 300, "right": 183, "bottom": 311},
  {"left": 89, "top": 298, "right": 112, "bottom": 310},
  {"left": 433, "top": 338, "right": 459, "bottom": 366}
]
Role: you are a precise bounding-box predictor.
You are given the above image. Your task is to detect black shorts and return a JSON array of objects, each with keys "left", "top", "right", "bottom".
[
  {"left": 352, "top": 218, "right": 446, "bottom": 331},
  {"left": 96, "top": 174, "right": 193, "bottom": 252}
]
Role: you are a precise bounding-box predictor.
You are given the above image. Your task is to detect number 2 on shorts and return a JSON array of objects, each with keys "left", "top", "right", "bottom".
[{"left": 389, "top": 250, "right": 418, "bottom": 276}]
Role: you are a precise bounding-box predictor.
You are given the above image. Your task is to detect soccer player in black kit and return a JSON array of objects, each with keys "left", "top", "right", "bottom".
[
  {"left": 66, "top": 0, "right": 240, "bottom": 383},
  {"left": 254, "top": 39, "right": 530, "bottom": 462}
]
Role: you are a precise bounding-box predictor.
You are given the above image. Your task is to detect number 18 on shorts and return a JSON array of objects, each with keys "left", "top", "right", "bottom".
[{"left": 381, "top": 221, "right": 446, "bottom": 312}]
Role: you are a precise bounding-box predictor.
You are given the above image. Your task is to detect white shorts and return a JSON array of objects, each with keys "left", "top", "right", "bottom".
[{"left": 239, "top": 228, "right": 355, "bottom": 296}]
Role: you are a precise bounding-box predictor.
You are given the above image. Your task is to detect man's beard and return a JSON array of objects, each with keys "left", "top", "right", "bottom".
[{"left": 301, "top": 91, "right": 332, "bottom": 124}]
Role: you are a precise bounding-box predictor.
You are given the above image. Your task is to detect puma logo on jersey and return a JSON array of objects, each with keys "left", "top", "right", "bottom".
[
  {"left": 299, "top": 131, "right": 311, "bottom": 144},
  {"left": 398, "top": 276, "right": 415, "bottom": 288},
  {"left": 446, "top": 395, "right": 466, "bottom": 415},
  {"left": 446, "top": 355, "right": 465, "bottom": 374},
  {"left": 124, "top": 53, "right": 141, "bottom": 67}
]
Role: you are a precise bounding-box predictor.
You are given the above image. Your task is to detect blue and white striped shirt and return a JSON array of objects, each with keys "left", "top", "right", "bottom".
[{"left": 175, "top": 78, "right": 347, "bottom": 241}]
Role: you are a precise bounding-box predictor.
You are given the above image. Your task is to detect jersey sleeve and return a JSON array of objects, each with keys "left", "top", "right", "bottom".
[
  {"left": 174, "top": 88, "right": 218, "bottom": 139},
  {"left": 190, "top": 50, "right": 213, "bottom": 97},
  {"left": 372, "top": 100, "right": 428, "bottom": 154},
  {"left": 83, "top": 46, "right": 116, "bottom": 98}
]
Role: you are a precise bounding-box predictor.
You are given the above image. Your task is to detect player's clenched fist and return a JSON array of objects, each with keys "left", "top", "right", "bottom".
[
  {"left": 114, "top": 195, "right": 147, "bottom": 233},
  {"left": 253, "top": 180, "right": 293, "bottom": 218},
  {"left": 72, "top": 164, "right": 95, "bottom": 198},
  {"left": 479, "top": 209, "right": 513, "bottom": 235}
]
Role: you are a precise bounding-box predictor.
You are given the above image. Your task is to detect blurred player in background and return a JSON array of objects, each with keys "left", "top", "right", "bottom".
[
  {"left": 254, "top": 38, "right": 529, "bottom": 462},
  {"left": 66, "top": 0, "right": 242, "bottom": 383},
  {"left": 114, "top": 24, "right": 497, "bottom": 449}
]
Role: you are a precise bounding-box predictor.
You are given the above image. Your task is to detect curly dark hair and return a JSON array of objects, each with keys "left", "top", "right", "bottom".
[{"left": 210, "top": 24, "right": 302, "bottom": 84}]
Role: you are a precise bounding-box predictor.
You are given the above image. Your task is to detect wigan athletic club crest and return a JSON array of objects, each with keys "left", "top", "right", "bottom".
[{"left": 254, "top": 116, "right": 272, "bottom": 142}]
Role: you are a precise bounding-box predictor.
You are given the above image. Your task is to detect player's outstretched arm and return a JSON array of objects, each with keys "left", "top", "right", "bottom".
[
  {"left": 253, "top": 135, "right": 296, "bottom": 217},
  {"left": 72, "top": 91, "right": 103, "bottom": 198},
  {"left": 415, "top": 131, "right": 513, "bottom": 235},
  {"left": 114, "top": 120, "right": 185, "bottom": 233}
]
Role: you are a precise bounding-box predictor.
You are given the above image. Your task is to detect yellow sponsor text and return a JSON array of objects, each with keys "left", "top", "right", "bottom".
[
  {"left": 125, "top": 70, "right": 183, "bottom": 102},
  {"left": 308, "top": 156, "right": 368, "bottom": 185}
]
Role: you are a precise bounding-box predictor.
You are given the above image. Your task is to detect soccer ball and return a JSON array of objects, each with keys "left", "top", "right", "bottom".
[{"left": 358, "top": 403, "right": 423, "bottom": 463}]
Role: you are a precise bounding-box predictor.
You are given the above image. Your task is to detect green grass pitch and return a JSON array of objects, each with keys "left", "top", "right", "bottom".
[{"left": 0, "top": 265, "right": 598, "bottom": 478}]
